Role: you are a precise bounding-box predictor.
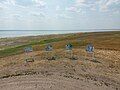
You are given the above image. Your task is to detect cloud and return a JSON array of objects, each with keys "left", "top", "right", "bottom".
[
  {"left": 66, "top": 0, "right": 93, "bottom": 14},
  {"left": 56, "top": 5, "right": 60, "bottom": 11},
  {"left": 66, "top": 6, "right": 83, "bottom": 14},
  {"left": 0, "top": 0, "right": 18, "bottom": 10},
  {"left": 65, "top": 0, "right": 88, "bottom": 13},
  {"left": 0, "top": 3, "right": 3, "bottom": 10},
  {"left": 31, "top": 12, "right": 45, "bottom": 17},
  {"left": 113, "top": 10, "right": 120, "bottom": 15},
  {"left": 75, "top": 0, "right": 89, "bottom": 7},
  {"left": 96, "top": 0, "right": 120, "bottom": 12},
  {"left": 106, "top": 0, "right": 120, "bottom": 6},
  {"left": 57, "top": 14, "right": 72, "bottom": 19},
  {"left": 90, "top": 5, "right": 96, "bottom": 11},
  {"left": 69, "top": 0, "right": 120, "bottom": 13},
  {"left": 3, "top": 0, "right": 16, "bottom": 5},
  {"left": 9, "top": 0, "right": 16, "bottom": 5},
  {"left": 76, "top": 0, "right": 85, "bottom": 4},
  {"left": 32, "top": 0, "right": 46, "bottom": 7},
  {"left": 66, "top": 6, "right": 78, "bottom": 12}
]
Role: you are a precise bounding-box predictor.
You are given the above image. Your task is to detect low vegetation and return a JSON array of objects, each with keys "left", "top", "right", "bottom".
[{"left": 0, "top": 31, "right": 120, "bottom": 58}]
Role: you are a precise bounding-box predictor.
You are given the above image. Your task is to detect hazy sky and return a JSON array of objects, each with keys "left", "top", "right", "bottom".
[{"left": 0, "top": 0, "right": 120, "bottom": 30}]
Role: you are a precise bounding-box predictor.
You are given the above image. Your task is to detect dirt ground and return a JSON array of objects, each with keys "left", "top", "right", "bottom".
[{"left": 0, "top": 49, "right": 120, "bottom": 90}]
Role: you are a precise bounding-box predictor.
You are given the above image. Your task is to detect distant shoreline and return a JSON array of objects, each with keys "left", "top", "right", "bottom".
[
  {"left": 0, "top": 30, "right": 119, "bottom": 38},
  {"left": 0, "top": 29, "right": 120, "bottom": 31}
]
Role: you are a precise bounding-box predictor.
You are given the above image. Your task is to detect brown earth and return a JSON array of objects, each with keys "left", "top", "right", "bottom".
[{"left": 0, "top": 49, "right": 120, "bottom": 90}]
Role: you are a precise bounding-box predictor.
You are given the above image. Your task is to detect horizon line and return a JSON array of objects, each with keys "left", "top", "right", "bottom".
[{"left": 0, "top": 29, "right": 120, "bottom": 31}]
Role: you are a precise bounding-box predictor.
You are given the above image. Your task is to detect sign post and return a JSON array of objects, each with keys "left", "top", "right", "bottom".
[
  {"left": 24, "top": 46, "right": 34, "bottom": 63},
  {"left": 85, "top": 43, "right": 95, "bottom": 60},
  {"left": 65, "top": 43, "right": 73, "bottom": 59},
  {"left": 45, "top": 44, "right": 54, "bottom": 60}
]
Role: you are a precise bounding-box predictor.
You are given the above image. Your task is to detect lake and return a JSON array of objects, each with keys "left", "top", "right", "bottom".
[
  {"left": 0, "top": 30, "right": 87, "bottom": 38},
  {"left": 0, "top": 30, "right": 116, "bottom": 38}
]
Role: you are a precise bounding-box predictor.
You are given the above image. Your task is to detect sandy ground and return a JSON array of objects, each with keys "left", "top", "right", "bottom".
[{"left": 0, "top": 49, "right": 120, "bottom": 90}]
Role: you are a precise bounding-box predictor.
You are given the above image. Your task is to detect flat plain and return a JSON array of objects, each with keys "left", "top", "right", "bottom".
[{"left": 0, "top": 31, "right": 120, "bottom": 90}]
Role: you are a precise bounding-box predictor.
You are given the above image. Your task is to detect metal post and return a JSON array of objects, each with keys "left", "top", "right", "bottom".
[{"left": 45, "top": 44, "right": 53, "bottom": 60}]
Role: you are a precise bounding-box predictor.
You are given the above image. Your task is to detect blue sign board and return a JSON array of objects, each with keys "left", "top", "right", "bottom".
[
  {"left": 86, "top": 44, "right": 94, "bottom": 52},
  {"left": 66, "top": 43, "right": 73, "bottom": 50},
  {"left": 24, "top": 46, "right": 33, "bottom": 53},
  {"left": 45, "top": 44, "right": 53, "bottom": 51}
]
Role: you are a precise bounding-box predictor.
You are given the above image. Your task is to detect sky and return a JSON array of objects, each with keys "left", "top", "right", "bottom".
[{"left": 0, "top": 0, "right": 120, "bottom": 30}]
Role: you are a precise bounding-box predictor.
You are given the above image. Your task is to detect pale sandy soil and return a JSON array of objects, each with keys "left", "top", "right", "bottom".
[{"left": 0, "top": 49, "right": 120, "bottom": 90}]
